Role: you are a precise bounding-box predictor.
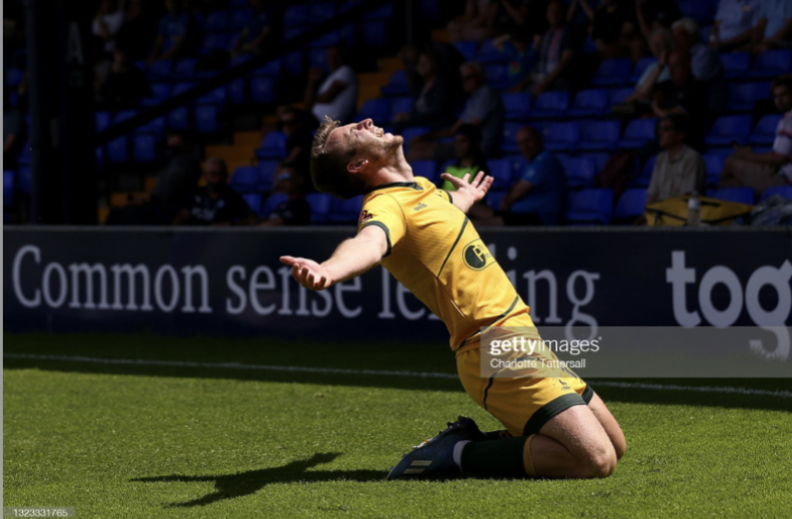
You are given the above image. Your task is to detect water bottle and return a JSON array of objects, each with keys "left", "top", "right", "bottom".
[{"left": 687, "top": 192, "right": 701, "bottom": 227}]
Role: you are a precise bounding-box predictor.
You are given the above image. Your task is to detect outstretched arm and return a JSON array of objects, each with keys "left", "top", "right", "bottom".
[
  {"left": 280, "top": 224, "right": 388, "bottom": 290},
  {"left": 440, "top": 171, "right": 494, "bottom": 214}
]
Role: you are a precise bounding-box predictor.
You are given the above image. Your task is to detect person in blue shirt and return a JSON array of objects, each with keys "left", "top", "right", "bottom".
[
  {"left": 148, "top": 0, "right": 197, "bottom": 64},
  {"left": 492, "top": 29, "right": 535, "bottom": 92},
  {"left": 470, "top": 126, "right": 566, "bottom": 225}
]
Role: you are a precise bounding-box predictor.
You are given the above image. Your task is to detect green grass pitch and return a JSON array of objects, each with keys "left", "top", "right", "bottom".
[{"left": 4, "top": 333, "right": 792, "bottom": 518}]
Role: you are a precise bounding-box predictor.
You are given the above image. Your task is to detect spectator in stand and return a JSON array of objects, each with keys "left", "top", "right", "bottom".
[
  {"left": 97, "top": 46, "right": 151, "bottom": 109},
  {"left": 625, "top": 27, "right": 673, "bottom": 104},
  {"left": 278, "top": 107, "right": 313, "bottom": 177},
  {"left": 569, "top": 0, "right": 643, "bottom": 60},
  {"left": 635, "top": 0, "right": 682, "bottom": 42},
  {"left": 651, "top": 50, "right": 706, "bottom": 147},
  {"left": 531, "top": 0, "right": 576, "bottom": 96},
  {"left": 751, "top": 0, "right": 792, "bottom": 54},
  {"left": 672, "top": 17, "right": 728, "bottom": 114},
  {"left": 107, "top": 131, "right": 202, "bottom": 225},
  {"left": 3, "top": 75, "right": 27, "bottom": 170},
  {"left": 439, "top": 124, "right": 491, "bottom": 191},
  {"left": 305, "top": 46, "right": 358, "bottom": 125},
  {"left": 393, "top": 49, "right": 455, "bottom": 132},
  {"left": 447, "top": 0, "right": 501, "bottom": 43},
  {"left": 93, "top": 0, "right": 126, "bottom": 56},
  {"left": 719, "top": 76, "right": 792, "bottom": 197},
  {"left": 491, "top": 28, "right": 535, "bottom": 92},
  {"left": 646, "top": 114, "right": 706, "bottom": 205},
  {"left": 259, "top": 166, "right": 311, "bottom": 226},
  {"left": 709, "top": 0, "right": 760, "bottom": 52},
  {"left": 470, "top": 126, "right": 565, "bottom": 225},
  {"left": 116, "top": 0, "right": 161, "bottom": 61},
  {"left": 147, "top": 0, "right": 198, "bottom": 64},
  {"left": 406, "top": 61, "right": 504, "bottom": 160},
  {"left": 231, "top": 0, "right": 279, "bottom": 58},
  {"left": 173, "top": 158, "right": 257, "bottom": 226}
]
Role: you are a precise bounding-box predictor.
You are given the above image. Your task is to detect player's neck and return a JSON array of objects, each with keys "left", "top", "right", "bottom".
[{"left": 367, "top": 148, "right": 414, "bottom": 188}]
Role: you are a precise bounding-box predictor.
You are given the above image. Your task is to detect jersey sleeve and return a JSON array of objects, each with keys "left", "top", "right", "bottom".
[{"left": 357, "top": 193, "right": 406, "bottom": 256}]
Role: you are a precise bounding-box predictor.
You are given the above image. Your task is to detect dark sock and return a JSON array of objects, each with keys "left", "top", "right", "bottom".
[
  {"left": 460, "top": 436, "right": 528, "bottom": 477},
  {"left": 481, "top": 429, "right": 513, "bottom": 441}
]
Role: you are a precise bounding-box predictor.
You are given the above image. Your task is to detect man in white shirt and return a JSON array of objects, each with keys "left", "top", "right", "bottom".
[
  {"left": 305, "top": 47, "right": 358, "bottom": 125},
  {"left": 647, "top": 114, "right": 706, "bottom": 204},
  {"left": 719, "top": 76, "right": 792, "bottom": 197}
]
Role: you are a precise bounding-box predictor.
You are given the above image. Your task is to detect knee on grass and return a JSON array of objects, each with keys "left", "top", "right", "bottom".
[{"left": 578, "top": 444, "right": 618, "bottom": 478}]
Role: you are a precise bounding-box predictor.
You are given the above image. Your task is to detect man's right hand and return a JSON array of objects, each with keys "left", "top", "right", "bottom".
[{"left": 280, "top": 256, "right": 335, "bottom": 290}]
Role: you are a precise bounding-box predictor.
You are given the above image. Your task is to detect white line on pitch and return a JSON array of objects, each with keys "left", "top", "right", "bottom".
[{"left": 4, "top": 353, "right": 792, "bottom": 398}]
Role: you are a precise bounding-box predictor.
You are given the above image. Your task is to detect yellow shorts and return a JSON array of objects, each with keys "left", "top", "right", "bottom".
[{"left": 455, "top": 312, "right": 593, "bottom": 437}]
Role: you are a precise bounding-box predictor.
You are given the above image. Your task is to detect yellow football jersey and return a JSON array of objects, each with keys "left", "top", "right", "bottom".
[{"left": 358, "top": 176, "right": 530, "bottom": 351}]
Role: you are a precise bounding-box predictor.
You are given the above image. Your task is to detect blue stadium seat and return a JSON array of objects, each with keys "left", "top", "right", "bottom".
[
  {"left": 590, "top": 58, "right": 632, "bottom": 87},
  {"left": 256, "top": 131, "right": 288, "bottom": 160},
  {"left": 484, "top": 64, "right": 510, "bottom": 91},
  {"left": 250, "top": 77, "right": 275, "bottom": 104},
  {"left": 113, "top": 110, "right": 138, "bottom": 124},
  {"left": 706, "top": 187, "right": 754, "bottom": 204},
  {"left": 309, "top": 32, "right": 340, "bottom": 49},
  {"left": 228, "top": 9, "right": 252, "bottom": 30},
  {"left": 410, "top": 160, "right": 438, "bottom": 184},
  {"left": 252, "top": 59, "right": 282, "bottom": 77},
  {"left": 309, "top": 3, "right": 336, "bottom": 24},
  {"left": 133, "top": 114, "right": 162, "bottom": 140},
  {"left": 340, "top": 22, "right": 357, "bottom": 47},
  {"left": 258, "top": 160, "right": 278, "bottom": 191},
  {"left": 400, "top": 126, "right": 430, "bottom": 155},
  {"left": 4, "top": 68, "right": 23, "bottom": 88},
  {"left": 283, "top": 5, "right": 309, "bottom": 26},
  {"left": 147, "top": 60, "right": 172, "bottom": 80},
  {"left": 197, "top": 87, "right": 227, "bottom": 108},
  {"left": 203, "top": 10, "right": 229, "bottom": 32},
  {"left": 227, "top": 78, "right": 246, "bottom": 104},
  {"left": 107, "top": 136, "right": 128, "bottom": 163},
  {"left": 749, "top": 50, "right": 792, "bottom": 79},
  {"left": 229, "top": 166, "right": 260, "bottom": 193},
  {"left": 501, "top": 93, "right": 532, "bottom": 121},
  {"left": 365, "top": 3, "right": 394, "bottom": 19},
  {"left": 361, "top": 19, "right": 389, "bottom": 47},
  {"left": 760, "top": 185, "right": 792, "bottom": 202},
  {"left": 306, "top": 192, "right": 333, "bottom": 224},
  {"left": 721, "top": 52, "right": 750, "bottom": 79},
  {"left": 202, "top": 33, "right": 232, "bottom": 53},
  {"left": 477, "top": 39, "right": 507, "bottom": 64},
  {"left": 566, "top": 89, "right": 608, "bottom": 118},
  {"left": 284, "top": 26, "right": 308, "bottom": 40},
  {"left": 282, "top": 51, "right": 304, "bottom": 77},
  {"left": 566, "top": 188, "right": 614, "bottom": 224},
  {"left": 329, "top": 195, "right": 364, "bottom": 224},
  {"left": 149, "top": 82, "right": 170, "bottom": 101},
  {"left": 726, "top": 81, "right": 772, "bottom": 112},
  {"left": 703, "top": 153, "right": 726, "bottom": 186},
  {"left": 194, "top": 105, "right": 218, "bottom": 133},
  {"left": 242, "top": 193, "right": 263, "bottom": 214},
  {"left": 543, "top": 122, "right": 580, "bottom": 152},
  {"left": 614, "top": 188, "right": 648, "bottom": 220},
  {"left": 381, "top": 70, "right": 412, "bottom": 96},
  {"left": 587, "top": 152, "right": 610, "bottom": 174},
  {"left": 171, "top": 82, "right": 195, "bottom": 97},
  {"left": 485, "top": 190, "right": 507, "bottom": 210},
  {"left": 454, "top": 41, "right": 478, "bottom": 62},
  {"left": 16, "top": 143, "right": 31, "bottom": 166},
  {"left": 558, "top": 155, "right": 596, "bottom": 188},
  {"left": 635, "top": 155, "right": 656, "bottom": 187},
  {"left": 529, "top": 91, "right": 570, "bottom": 119},
  {"left": 618, "top": 118, "right": 657, "bottom": 149},
  {"left": 308, "top": 48, "right": 329, "bottom": 71},
  {"left": 95, "top": 111, "right": 112, "bottom": 133},
  {"left": 500, "top": 122, "right": 524, "bottom": 154},
  {"left": 133, "top": 134, "right": 156, "bottom": 162},
  {"left": 259, "top": 193, "right": 288, "bottom": 218},
  {"left": 3, "top": 170, "right": 15, "bottom": 206},
  {"left": 356, "top": 98, "right": 391, "bottom": 126},
  {"left": 749, "top": 114, "right": 782, "bottom": 146},
  {"left": 390, "top": 97, "right": 414, "bottom": 122},
  {"left": 578, "top": 120, "right": 621, "bottom": 151},
  {"left": 173, "top": 58, "right": 198, "bottom": 80},
  {"left": 486, "top": 159, "right": 515, "bottom": 190},
  {"left": 676, "top": 0, "right": 713, "bottom": 24},
  {"left": 630, "top": 57, "right": 657, "bottom": 83},
  {"left": 705, "top": 115, "right": 753, "bottom": 147},
  {"left": 608, "top": 88, "right": 633, "bottom": 106}
]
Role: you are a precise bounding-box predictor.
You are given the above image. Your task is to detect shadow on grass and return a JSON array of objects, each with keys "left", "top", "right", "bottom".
[{"left": 131, "top": 453, "right": 386, "bottom": 508}]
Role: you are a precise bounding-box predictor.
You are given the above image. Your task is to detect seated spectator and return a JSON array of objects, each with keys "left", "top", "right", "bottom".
[
  {"left": 3, "top": 77, "right": 27, "bottom": 170},
  {"left": 278, "top": 107, "right": 313, "bottom": 177},
  {"left": 469, "top": 126, "right": 566, "bottom": 225},
  {"left": 259, "top": 166, "right": 311, "bottom": 226},
  {"left": 448, "top": 0, "right": 501, "bottom": 43},
  {"left": 751, "top": 0, "right": 792, "bottom": 54},
  {"left": 719, "top": 76, "right": 792, "bottom": 197},
  {"left": 491, "top": 29, "right": 535, "bottom": 92},
  {"left": 407, "top": 61, "right": 505, "bottom": 161},
  {"left": 710, "top": 0, "right": 760, "bottom": 52},
  {"left": 393, "top": 49, "right": 455, "bottom": 132},
  {"left": 635, "top": 0, "right": 682, "bottom": 41},
  {"left": 305, "top": 46, "right": 358, "bottom": 125},
  {"left": 116, "top": 0, "right": 161, "bottom": 61},
  {"left": 107, "top": 132, "right": 202, "bottom": 225},
  {"left": 439, "top": 124, "right": 491, "bottom": 191},
  {"left": 625, "top": 27, "right": 673, "bottom": 104},
  {"left": 531, "top": 0, "right": 576, "bottom": 96},
  {"left": 92, "top": 0, "right": 125, "bottom": 56},
  {"left": 172, "top": 158, "right": 257, "bottom": 226},
  {"left": 147, "top": 0, "right": 198, "bottom": 64},
  {"left": 97, "top": 46, "right": 151, "bottom": 110},
  {"left": 672, "top": 17, "right": 728, "bottom": 113},
  {"left": 647, "top": 114, "right": 706, "bottom": 204},
  {"left": 570, "top": 0, "right": 642, "bottom": 59},
  {"left": 231, "top": 0, "right": 278, "bottom": 58},
  {"left": 652, "top": 50, "right": 707, "bottom": 145}
]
